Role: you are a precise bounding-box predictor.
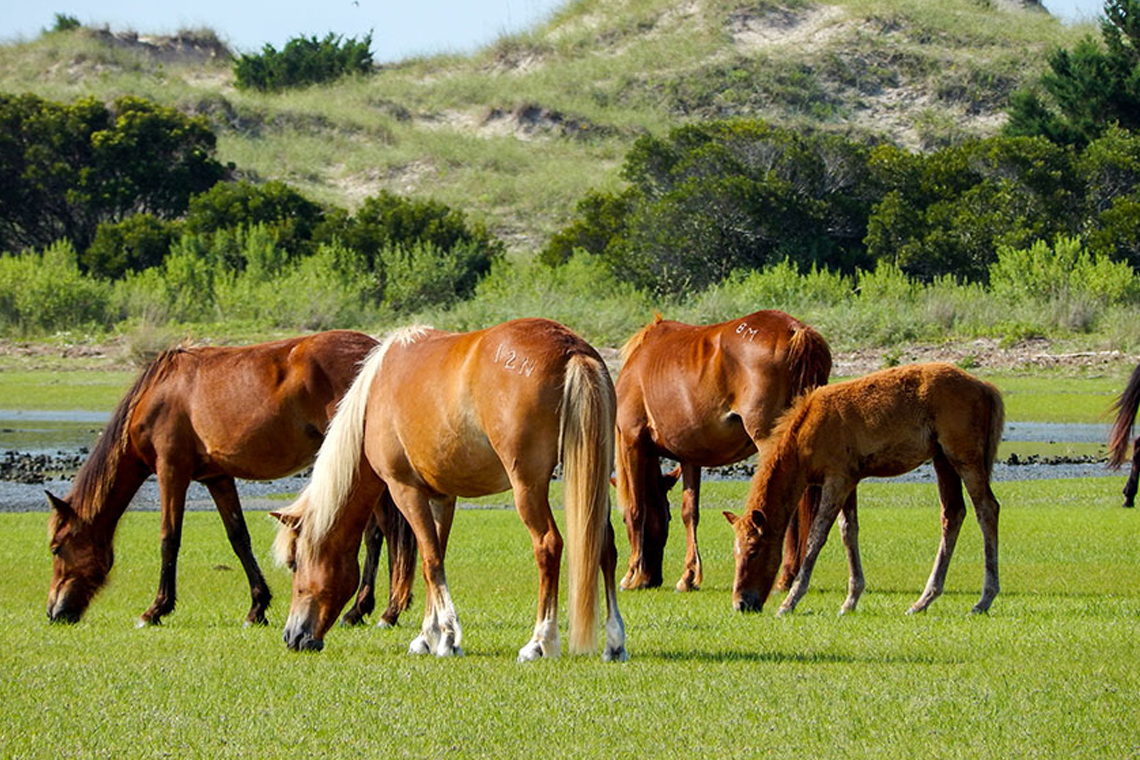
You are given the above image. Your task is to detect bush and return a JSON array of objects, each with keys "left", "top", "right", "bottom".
[
  {"left": 989, "top": 235, "right": 1137, "bottom": 306},
  {"left": 0, "top": 242, "right": 110, "bottom": 332},
  {"left": 234, "top": 33, "right": 374, "bottom": 92},
  {"left": 82, "top": 214, "right": 176, "bottom": 279},
  {"left": 184, "top": 181, "right": 325, "bottom": 261},
  {"left": 378, "top": 240, "right": 491, "bottom": 314}
]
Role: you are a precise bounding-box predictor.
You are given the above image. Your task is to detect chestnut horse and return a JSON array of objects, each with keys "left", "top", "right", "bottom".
[
  {"left": 46, "top": 330, "right": 416, "bottom": 627},
  {"left": 724, "top": 363, "right": 1003, "bottom": 616},
  {"left": 1108, "top": 362, "right": 1140, "bottom": 508},
  {"left": 273, "top": 318, "right": 627, "bottom": 662},
  {"left": 615, "top": 310, "right": 831, "bottom": 592}
]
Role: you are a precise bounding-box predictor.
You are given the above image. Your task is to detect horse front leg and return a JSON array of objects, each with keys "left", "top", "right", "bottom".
[
  {"left": 617, "top": 440, "right": 667, "bottom": 590},
  {"left": 390, "top": 484, "right": 461, "bottom": 657},
  {"left": 341, "top": 511, "right": 383, "bottom": 626},
  {"left": 205, "top": 476, "right": 272, "bottom": 626},
  {"left": 377, "top": 490, "right": 417, "bottom": 628},
  {"left": 777, "top": 482, "right": 848, "bottom": 617},
  {"left": 138, "top": 465, "right": 190, "bottom": 626},
  {"left": 675, "top": 463, "right": 703, "bottom": 592}
]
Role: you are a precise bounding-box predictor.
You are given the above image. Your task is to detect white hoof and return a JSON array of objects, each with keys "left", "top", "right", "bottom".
[{"left": 408, "top": 634, "right": 431, "bottom": 655}]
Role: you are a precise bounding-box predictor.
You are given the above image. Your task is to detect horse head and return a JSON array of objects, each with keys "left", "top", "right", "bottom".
[
  {"left": 272, "top": 507, "right": 360, "bottom": 652},
  {"left": 723, "top": 508, "right": 783, "bottom": 613},
  {"left": 46, "top": 491, "right": 114, "bottom": 623}
]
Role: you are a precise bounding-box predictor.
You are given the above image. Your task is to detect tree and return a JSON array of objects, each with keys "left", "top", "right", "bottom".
[
  {"left": 0, "top": 93, "right": 226, "bottom": 254},
  {"left": 1006, "top": 0, "right": 1140, "bottom": 145}
]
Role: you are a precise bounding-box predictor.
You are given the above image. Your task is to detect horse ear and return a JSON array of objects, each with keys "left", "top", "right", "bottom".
[
  {"left": 723, "top": 510, "right": 739, "bottom": 525},
  {"left": 45, "top": 491, "right": 74, "bottom": 520},
  {"left": 270, "top": 511, "right": 301, "bottom": 531},
  {"left": 660, "top": 465, "right": 681, "bottom": 492},
  {"left": 749, "top": 509, "right": 766, "bottom": 531}
]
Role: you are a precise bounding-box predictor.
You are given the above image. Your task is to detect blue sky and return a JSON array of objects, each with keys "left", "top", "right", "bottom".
[{"left": 0, "top": 1, "right": 1112, "bottom": 63}]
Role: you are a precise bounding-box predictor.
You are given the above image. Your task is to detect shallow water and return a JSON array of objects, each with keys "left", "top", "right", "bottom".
[{"left": 0, "top": 410, "right": 1122, "bottom": 512}]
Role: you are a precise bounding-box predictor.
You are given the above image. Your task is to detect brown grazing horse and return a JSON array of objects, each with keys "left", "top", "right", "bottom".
[
  {"left": 615, "top": 310, "right": 831, "bottom": 592},
  {"left": 1108, "top": 362, "right": 1140, "bottom": 508},
  {"left": 724, "top": 363, "right": 1004, "bottom": 616},
  {"left": 273, "top": 318, "right": 627, "bottom": 662},
  {"left": 46, "top": 330, "right": 416, "bottom": 627}
]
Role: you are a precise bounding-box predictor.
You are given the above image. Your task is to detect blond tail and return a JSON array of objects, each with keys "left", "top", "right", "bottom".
[{"left": 560, "top": 353, "right": 616, "bottom": 654}]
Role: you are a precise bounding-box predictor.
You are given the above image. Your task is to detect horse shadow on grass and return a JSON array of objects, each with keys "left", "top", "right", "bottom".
[{"left": 647, "top": 649, "right": 966, "bottom": 666}]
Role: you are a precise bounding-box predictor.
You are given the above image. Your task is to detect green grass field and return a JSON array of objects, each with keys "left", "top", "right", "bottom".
[{"left": 2, "top": 478, "right": 1136, "bottom": 758}]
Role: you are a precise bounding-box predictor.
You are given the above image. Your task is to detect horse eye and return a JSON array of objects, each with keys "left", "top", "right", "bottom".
[{"left": 50, "top": 545, "right": 61, "bottom": 556}]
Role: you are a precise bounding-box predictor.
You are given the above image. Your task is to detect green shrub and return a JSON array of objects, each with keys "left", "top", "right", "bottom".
[
  {"left": 0, "top": 241, "right": 110, "bottom": 333},
  {"left": 378, "top": 240, "right": 494, "bottom": 314},
  {"left": 989, "top": 235, "right": 1137, "bottom": 306},
  {"left": 234, "top": 33, "right": 374, "bottom": 92},
  {"left": 327, "top": 191, "right": 503, "bottom": 273},
  {"left": 82, "top": 214, "right": 176, "bottom": 279},
  {"left": 184, "top": 181, "right": 325, "bottom": 260}
]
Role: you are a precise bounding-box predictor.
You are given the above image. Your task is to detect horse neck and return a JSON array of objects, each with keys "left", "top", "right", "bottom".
[
  {"left": 69, "top": 450, "right": 149, "bottom": 535},
  {"left": 749, "top": 445, "right": 807, "bottom": 536}
]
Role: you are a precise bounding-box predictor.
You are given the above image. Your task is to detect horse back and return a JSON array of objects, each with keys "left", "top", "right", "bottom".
[
  {"left": 367, "top": 319, "right": 600, "bottom": 496},
  {"left": 129, "top": 331, "right": 378, "bottom": 479},
  {"left": 798, "top": 363, "right": 1002, "bottom": 478},
  {"left": 616, "top": 310, "right": 823, "bottom": 462}
]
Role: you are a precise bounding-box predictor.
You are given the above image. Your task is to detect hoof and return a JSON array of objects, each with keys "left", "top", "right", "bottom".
[
  {"left": 408, "top": 635, "right": 431, "bottom": 655},
  {"left": 602, "top": 646, "right": 629, "bottom": 663}
]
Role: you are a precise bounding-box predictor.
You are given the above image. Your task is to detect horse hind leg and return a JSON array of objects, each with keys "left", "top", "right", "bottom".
[
  {"left": 206, "top": 476, "right": 272, "bottom": 626},
  {"left": 675, "top": 463, "right": 703, "bottom": 592},
  {"left": 513, "top": 483, "right": 563, "bottom": 662},
  {"left": 962, "top": 466, "right": 1000, "bottom": 615},
  {"left": 600, "top": 520, "right": 628, "bottom": 662},
  {"left": 837, "top": 491, "right": 864, "bottom": 615},
  {"left": 1123, "top": 438, "right": 1140, "bottom": 508},
  {"left": 908, "top": 451, "right": 967, "bottom": 615}
]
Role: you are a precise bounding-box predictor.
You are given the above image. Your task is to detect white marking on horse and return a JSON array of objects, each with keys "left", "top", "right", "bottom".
[
  {"left": 735, "top": 322, "right": 759, "bottom": 342},
  {"left": 493, "top": 343, "right": 536, "bottom": 376}
]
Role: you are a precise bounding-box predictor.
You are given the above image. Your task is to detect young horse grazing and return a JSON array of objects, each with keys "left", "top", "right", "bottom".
[
  {"left": 1108, "top": 362, "right": 1140, "bottom": 508},
  {"left": 273, "top": 318, "right": 627, "bottom": 662},
  {"left": 615, "top": 310, "right": 831, "bottom": 592},
  {"left": 46, "top": 330, "right": 416, "bottom": 627},
  {"left": 724, "top": 363, "right": 1004, "bottom": 617}
]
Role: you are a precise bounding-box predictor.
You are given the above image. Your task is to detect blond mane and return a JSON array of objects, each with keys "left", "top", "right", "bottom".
[{"left": 279, "top": 325, "right": 432, "bottom": 562}]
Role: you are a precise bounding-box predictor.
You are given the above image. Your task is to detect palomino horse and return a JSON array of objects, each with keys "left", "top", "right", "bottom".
[
  {"left": 46, "top": 330, "right": 416, "bottom": 627},
  {"left": 615, "top": 310, "right": 831, "bottom": 592},
  {"left": 724, "top": 363, "right": 1004, "bottom": 616},
  {"left": 1108, "top": 362, "right": 1140, "bottom": 507},
  {"left": 273, "top": 318, "right": 627, "bottom": 662}
]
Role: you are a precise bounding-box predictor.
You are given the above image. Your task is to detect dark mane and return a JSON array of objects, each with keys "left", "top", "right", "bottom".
[{"left": 69, "top": 348, "right": 186, "bottom": 521}]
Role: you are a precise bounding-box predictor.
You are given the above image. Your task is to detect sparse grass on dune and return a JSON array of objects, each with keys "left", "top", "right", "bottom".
[{"left": 0, "top": 477, "right": 1136, "bottom": 758}]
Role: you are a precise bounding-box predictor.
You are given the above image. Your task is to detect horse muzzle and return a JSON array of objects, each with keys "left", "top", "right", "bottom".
[
  {"left": 733, "top": 589, "right": 765, "bottom": 613},
  {"left": 47, "top": 599, "right": 83, "bottom": 624},
  {"left": 283, "top": 619, "right": 325, "bottom": 652}
]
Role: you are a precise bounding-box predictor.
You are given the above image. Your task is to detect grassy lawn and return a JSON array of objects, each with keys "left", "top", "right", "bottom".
[{"left": 1, "top": 477, "right": 1136, "bottom": 758}]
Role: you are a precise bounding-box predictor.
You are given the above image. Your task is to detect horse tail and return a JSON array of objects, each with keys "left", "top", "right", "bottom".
[
  {"left": 784, "top": 322, "right": 832, "bottom": 398},
  {"left": 1108, "top": 363, "right": 1140, "bottom": 469},
  {"left": 560, "top": 352, "right": 616, "bottom": 655},
  {"left": 984, "top": 381, "right": 1006, "bottom": 476},
  {"left": 284, "top": 339, "right": 391, "bottom": 557},
  {"left": 781, "top": 322, "right": 831, "bottom": 569}
]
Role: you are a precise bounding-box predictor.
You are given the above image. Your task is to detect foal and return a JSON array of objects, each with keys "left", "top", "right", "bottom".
[{"left": 725, "top": 363, "right": 1004, "bottom": 616}]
